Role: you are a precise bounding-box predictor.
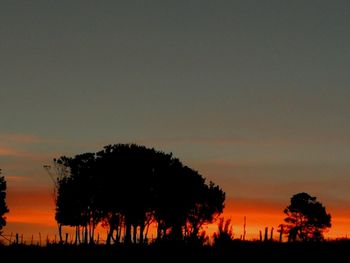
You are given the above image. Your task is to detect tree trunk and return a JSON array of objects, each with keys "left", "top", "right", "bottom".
[
  {"left": 157, "top": 222, "right": 162, "bottom": 241},
  {"left": 144, "top": 222, "right": 151, "bottom": 243},
  {"left": 84, "top": 226, "right": 88, "bottom": 244},
  {"left": 74, "top": 226, "right": 79, "bottom": 245},
  {"left": 88, "top": 222, "right": 91, "bottom": 244},
  {"left": 115, "top": 224, "right": 121, "bottom": 243},
  {"left": 133, "top": 224, "right": 137, "bottom": 244},
  {"left": 278, "top": 225, "right": 283, "bottom": 242},
  {"left": 58, "top": 224, "right": 63, "bottom": 244},
  {"left": 139, "top": 224, "right": 145, "bottom": 244},
  {"left": 106, "top": 228, "right": 112, "bottom": 245},
  {"left": 173, "top": 224, "right": 183, "bottom": 241},
  {"left": 192, "top": 225, "right": 199, "bottom": 240},
  {"left": 113, "top": 222, "right": 122, "bottom": 243},
  {"left": 90, "top": 221, "right": 95, "bottom": 244},
  {"left": 77, "top": 226, "right": 81, "bottom": 244},
  {"left": 125, "top": 222, "right": 132, "bottom": 244}
]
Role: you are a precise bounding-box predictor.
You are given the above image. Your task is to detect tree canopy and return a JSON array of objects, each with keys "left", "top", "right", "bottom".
[
  {"left": 0, "top": 169, "right": 9, "bottom": 234},
  {"left": 54, "top": 144, "right": 225, "bottom": 244},
  {"left": 283, "top": 192, "right": 331, "bottom": 241}
]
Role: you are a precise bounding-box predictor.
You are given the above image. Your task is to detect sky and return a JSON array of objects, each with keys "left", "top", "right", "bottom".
[{"left": 1, "top": 0, "right": 350, "bottom": 242}]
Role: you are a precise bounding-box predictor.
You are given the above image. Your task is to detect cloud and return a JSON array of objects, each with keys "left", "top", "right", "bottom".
[
  {"left": 0, "top": 134, "right": 42, "bottom": 144},
  {"left": 5, "top": 189, "right": 55, "bottom": 235},
  {"left": 7, "top": 187, "right": 54, "bottom": 209},
  {"left": 0, "top": 145, "right": 42, "bottom": 159},
  {"left": 0, "top": 133, "right": 63, "bottom": 160},
  {"left": 0, "top": 133, "right": 43, "bottom": 157},
  {"left": 0, "top": 146, "right": 21, "bottom": 157},
  {"left": 7, "top": 210, "right": 55, "bottom": 227},
  {"left": 137, "top": 136, "right": 283, "bottom": 147},
  {"left": 136, "top": 134, "right": 350, "bottom": 149}
]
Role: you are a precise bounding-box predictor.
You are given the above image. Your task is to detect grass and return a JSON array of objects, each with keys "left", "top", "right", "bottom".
[{"left": 0, "top": 240, "right": 349, "bottom": 261}]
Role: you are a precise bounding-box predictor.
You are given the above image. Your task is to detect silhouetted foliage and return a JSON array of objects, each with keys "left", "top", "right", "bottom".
[
  {"left": 0, "top": 169, "right": 9, "bottom": 234},
  {"left": 55, "top": 153, "right": 103, "bottom": 244},
  {"left": 54, "top": 144, "right": 225, "bottom": 244},
  {"left": 283, "top": 192, "right": 331, "bottom": 242},
  {"left": 213, "top": 218, "right": 234, "bottom": 246}
]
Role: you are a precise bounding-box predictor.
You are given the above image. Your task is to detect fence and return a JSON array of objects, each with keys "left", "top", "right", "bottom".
[{"left": 0, "top": 232, "right": 107, "bottom": 246}]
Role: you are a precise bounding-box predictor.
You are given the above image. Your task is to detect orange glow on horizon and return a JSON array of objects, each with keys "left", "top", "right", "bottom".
[
  {"left": 5, "top": 188, "right": 57, "bottom": 236},
  {"left": 221, "top": 198, "right": 350, "bottom": 240},
  {"left": 2, "top": 190, "right": 350, "bottom": 243}
]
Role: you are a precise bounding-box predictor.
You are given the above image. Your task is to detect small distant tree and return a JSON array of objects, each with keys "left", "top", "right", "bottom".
[
  {"left": 0, "top": 169, "right": 9, "bottom": 234},
  {"left": 283, "top": 192, "right": 331, "bottom": 241}
]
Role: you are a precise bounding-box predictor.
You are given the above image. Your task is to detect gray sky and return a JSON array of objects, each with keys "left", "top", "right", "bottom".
[{"left": 1, "top": 1, "right": 350, "bottom": 238}]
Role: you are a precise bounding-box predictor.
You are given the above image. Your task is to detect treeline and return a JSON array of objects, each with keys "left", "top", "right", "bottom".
[
  {"left": 0, "top": 169, "right": 9, "bottom": 235},
  {"left": 54, "top": 144, "right": 225, "bottom": 245}
]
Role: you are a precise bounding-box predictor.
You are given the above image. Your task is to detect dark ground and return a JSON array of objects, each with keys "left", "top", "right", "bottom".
[{"left": 0, "top": 241, "right": 349, "bottom": 262}]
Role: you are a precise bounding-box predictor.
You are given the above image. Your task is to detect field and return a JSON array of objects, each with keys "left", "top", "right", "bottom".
[{"left": 0, "top": 241, "right": 349, "bottom": 261}]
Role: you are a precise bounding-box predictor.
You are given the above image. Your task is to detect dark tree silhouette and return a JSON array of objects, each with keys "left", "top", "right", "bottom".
[
  {"left": 55, "top": 153, "right": 103, "bottom": 244},
  {"left": 213, "top": 217, "right": 234, "bottom": 246},
  {"left": 186, "top": 181, "right": 225, "bottom": 241},
  {"left": 95, "top": 144, "right": 156, "bottom": 244},
  {"left": 54, "top": 144, "right": 225, "bottom": 244},
  {"left": 0, "top": 169, "right": 9, "bottom": 234},
  {"left": 283, "top": 192, "right": 331, "bottom": 241}
]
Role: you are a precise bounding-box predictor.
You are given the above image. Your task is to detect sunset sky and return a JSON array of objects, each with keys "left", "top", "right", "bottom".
[{"left": 1, "top": 1, "right": 350, "bottom": 242}]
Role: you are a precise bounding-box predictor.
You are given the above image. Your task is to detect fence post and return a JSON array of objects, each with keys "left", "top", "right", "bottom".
[
  {"left": 270, "top": 227, "right": 274, "bottom": 241},
  {"left": 243, "top": 216, "right": 246, "bottom": 241},
  {"left": 278, "top": 225, "right": 284, "bottom": 242},
  {"left": 264, "top": 227, "right": 268, "bottom": 242}
]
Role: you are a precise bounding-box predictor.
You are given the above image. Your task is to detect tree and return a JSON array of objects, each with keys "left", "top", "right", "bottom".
[
  {"left": 0, "top": 169, "right": 9, "bottom": 234},
  {"left": 54, "top": 143, "right": 226, "bottom": 244},
  {"left": 55, "top": 153, "right": 102, "bottom": 244},
  {"left": 45, "top": 161, "right": 71, "bottom": 243},
  {"left": 186, "top": 181, "right": 225, "bottom": 241},
  {"left": 283, "top": 192, "right": 331, "bottom": 241},
  {"left": 95, "top": 144, "right": 156, "bottom": 244}
]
